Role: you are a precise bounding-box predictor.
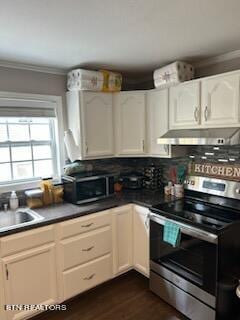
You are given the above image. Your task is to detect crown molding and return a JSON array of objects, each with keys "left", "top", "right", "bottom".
[
  {"left": 0, "top": 60, "right": 67, "bottom": 75},
  {"left": 2, "top": 49, "right": 240, "bottom": 76},
  {"left": 194, "top": 49, "right": 240, "bottom": 68}
]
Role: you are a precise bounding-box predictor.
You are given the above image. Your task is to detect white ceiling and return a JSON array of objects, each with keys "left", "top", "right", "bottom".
[{"left": 1, "top": 0, "right": 240, "bottom": 74}]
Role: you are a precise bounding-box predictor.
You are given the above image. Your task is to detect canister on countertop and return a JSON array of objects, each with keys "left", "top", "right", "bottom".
[
  {"left": 52, "top": 185, "right": 64, "bottom": 204},
  {"left": 25, "top": 189, "right": 44, "bottom": 209},
  {"left": 40, "top": 178, "right": 54, "bottom": 206}
]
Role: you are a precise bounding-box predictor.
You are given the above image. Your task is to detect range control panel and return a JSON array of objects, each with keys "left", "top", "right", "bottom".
[{"left": 184, "top": 175, "right": 240, "bottom": 200}]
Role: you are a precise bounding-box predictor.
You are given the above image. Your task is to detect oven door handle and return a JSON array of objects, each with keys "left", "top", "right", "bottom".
[{"left": 150, "top": 213, "right": 218, "bottom": 244}]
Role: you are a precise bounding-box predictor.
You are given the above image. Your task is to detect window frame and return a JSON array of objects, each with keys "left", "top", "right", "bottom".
[{"left": 0, "top": 91, "right": 64, "bottom": 193}]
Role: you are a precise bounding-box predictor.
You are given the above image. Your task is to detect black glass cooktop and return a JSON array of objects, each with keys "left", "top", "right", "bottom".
[{"left": 151, "top": 197, "right": 240, "bottom": 232}]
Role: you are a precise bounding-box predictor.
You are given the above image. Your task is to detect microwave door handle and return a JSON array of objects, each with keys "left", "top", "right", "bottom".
[
  {"left": 150, "top": 213, "right": 218, "bottom": 244},
  {"left": 106, "top": 177, "right": 109, "bottom": 196}
]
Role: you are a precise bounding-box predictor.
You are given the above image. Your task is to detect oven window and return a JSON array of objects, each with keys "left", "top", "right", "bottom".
[
  {"left": 160, "top": 234, "right": 206, "bottom": 285},
  {"left": 76, "top": 178, "right": 106, "bottom": 201},
  {"left": 150, "top": 220, "right": 217, "bottom": 295}
]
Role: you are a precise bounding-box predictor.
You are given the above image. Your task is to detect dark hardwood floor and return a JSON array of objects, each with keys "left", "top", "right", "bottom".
[{"left": 34, "top": 271, "right": 186, "bottom": 320}]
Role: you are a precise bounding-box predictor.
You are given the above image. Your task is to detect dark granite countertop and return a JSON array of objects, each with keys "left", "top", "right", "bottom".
[{"left": 0, "top": 189, "right": 169, "bottom": 237}]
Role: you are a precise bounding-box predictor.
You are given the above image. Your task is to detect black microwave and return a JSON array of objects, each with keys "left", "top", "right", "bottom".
[{"left": 62, "top": 171, "right": 115, "bottom": 205}]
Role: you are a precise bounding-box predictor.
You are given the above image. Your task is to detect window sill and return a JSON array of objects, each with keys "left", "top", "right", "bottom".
[{"left": 0, "top": 177, "right": 62, "bottom": 193}]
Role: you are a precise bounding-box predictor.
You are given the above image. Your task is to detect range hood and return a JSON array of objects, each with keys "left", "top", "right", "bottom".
[{"left": 157, "top": 128, "right": 240, "bottom": 146}]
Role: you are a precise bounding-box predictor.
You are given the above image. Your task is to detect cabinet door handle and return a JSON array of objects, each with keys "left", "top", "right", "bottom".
[
  {"left": 83, "top": 273, "right": 95, "bottom": 280},
  {"left": 85, "top": 143, "right": 88, "bottom": 154},
  {"left": 194, "top": 107, "right": 199, "bottom": 122},
  {"left": 5, "top": 265, "right": 9, "bottom": 280},
  {"left": 82, "top": 246, "right": 94, "bottom": 252},
  {"left": 81, "top": 223, "right": 93, "bottom": 228},
  {"left": 164, "top": 144, "right": 169, "bottom": 153},
  {"left": 204, "top": 106, "right": 208, "bottom": 121},
  {"left": 142, "top": 140, "right": 145, "bottom": 152},
  {"left": 145, "top": 213, "right": 150, "bottom": 229}
]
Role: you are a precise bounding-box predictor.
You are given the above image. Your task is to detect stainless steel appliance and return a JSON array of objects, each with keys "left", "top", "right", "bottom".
[
  {"left": 119, "top": 172, "right": 144, "bottom": 189},
  {"left": 157, "top": 127, "right": 240, "bottom": 145},
  {"left": 62, "top": 171, "right": 115, "bottom": 204},
  {"left": 150, "top": 175, "right": 240, "bottom": 320}
]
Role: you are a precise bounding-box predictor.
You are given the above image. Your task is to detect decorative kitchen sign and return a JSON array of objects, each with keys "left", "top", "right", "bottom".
[{"left": 190, "top": 162, "right": 240, "bottom": 182}]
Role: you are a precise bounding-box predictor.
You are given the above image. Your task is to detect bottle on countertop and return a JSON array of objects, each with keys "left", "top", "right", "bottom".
[{"left": 9, "top": 191, "right": 19, "bottom": 211}]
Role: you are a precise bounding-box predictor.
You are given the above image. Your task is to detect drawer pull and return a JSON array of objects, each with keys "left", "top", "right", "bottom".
[
  {"left": 81, "top": 223, "right": 93, "bottom": 228},
  {"left": 83, "top": 273, "right": 95, "bottom": 280},
  {"left": 82, "top": 246, "right": 94, "bottom": 252}
]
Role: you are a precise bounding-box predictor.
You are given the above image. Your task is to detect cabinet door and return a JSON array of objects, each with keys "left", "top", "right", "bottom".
[
  {"left": 112, "top": 205, "right": 133, "bottom": 275},
  {"left": 3, "top": 244, "right": 58, "bottom": 320},
  {"left": 114, "top": 92, "right": 146, "bottom": 155},
  {"left": 147, "top": 89, "right": 170, "bottom": 157},
  {"left": 0, "top": 261, "right": 6, "bottom": 320},
  {"left": 201, "top": 74, "right": 240, "bottom": 127},
  {"left": 81, "top": 92, "right": 114, "bottom": 157},
  {"left": 169, "top": 82, "right": 201, "bottom": 129},
  {"left": 133, "top": 206, "right": 149, "bottom": 277}
]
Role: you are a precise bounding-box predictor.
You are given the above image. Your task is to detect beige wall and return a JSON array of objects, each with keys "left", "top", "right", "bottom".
[{"left": 0, "top": 66, "right": 67, "bottom": 128}]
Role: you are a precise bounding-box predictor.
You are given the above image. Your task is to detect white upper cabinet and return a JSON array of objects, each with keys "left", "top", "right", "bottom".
[
  {"left": 67, "top": 91, "right": 114, "bottom": 159},
  {"left": 114, "top": 92, "right": 146, "bottom": 156},
  {"left": 147, "top": 89, "right": 170, "bottom": 157},
  {"left": 169, "top": 81, "right": 201, "bottom": 129},
  {"left": 201, "top": 74, "right": 240, "bottom": 127}
]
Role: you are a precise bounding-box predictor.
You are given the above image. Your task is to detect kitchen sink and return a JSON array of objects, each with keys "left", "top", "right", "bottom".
[{"left": 0, "top": 208, "right": 44, "bottom": 232}]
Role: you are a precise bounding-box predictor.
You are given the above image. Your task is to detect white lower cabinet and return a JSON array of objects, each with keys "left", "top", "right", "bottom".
[
  {"left": 112, "top": 205, "right": 133, "bottom": 275},
  {"left": 2, "top": 243, "right": 58, "bottom": 320},
  {"left": 57, "top": 209, "right": 113, "bottom": 302},
  {"left": 112, "top": 204, "right": 150, "bottom": 278},
  {"left": 62, "top": 254, "right": 112, "bottom": 300},
  {"left": 133, "top": 206, "right": 149, "bottom": 277},
  {"left": 0, "top": 204, "right": 150, "bottom": 319}
]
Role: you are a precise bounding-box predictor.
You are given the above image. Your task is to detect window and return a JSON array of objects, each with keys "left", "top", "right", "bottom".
[{"left": 0, "top": 117, "right": 58, "bottom": 184}]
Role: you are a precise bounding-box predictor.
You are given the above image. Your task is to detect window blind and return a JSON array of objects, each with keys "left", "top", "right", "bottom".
[{"left": 0, "top": 98, "right": 56, "bottom": 118}]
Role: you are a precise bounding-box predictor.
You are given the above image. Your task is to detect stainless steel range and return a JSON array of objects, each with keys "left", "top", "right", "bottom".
[{"left": 149, "top": 175, "right": 240, "bottom": 320}]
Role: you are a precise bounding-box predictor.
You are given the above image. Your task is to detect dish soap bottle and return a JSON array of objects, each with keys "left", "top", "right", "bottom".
[{"left": 9, "top": 191, "right": 19, "bottom": 211}]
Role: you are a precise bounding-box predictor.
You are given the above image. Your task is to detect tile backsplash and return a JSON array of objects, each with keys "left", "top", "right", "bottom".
[
  {"left": 188, "top": 145, "right": 240, "bottom": 164},
  {"left": 1, "top": 146, "right": 238, "bottom": 208},
  {"left": 78, "top": 145, "right": 240, "bottom": 184}
]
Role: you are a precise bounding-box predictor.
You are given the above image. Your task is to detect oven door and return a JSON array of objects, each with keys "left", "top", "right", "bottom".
[{"left": 150, "top": 213, "right": 218, "bottom": 297}]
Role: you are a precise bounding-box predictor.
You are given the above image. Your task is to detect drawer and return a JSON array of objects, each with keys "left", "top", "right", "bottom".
[
  {"left": 58, "top": 210, "right": 111, "bottom": 239},
  {"left": 60, "top": 226, "right": 111, "bottom": 270},
  {"left": 0, "top": 225, "right": 55, "bottom": 257},
  {"left": 62, "top": 254, "right": 112, "bottom": 300}
]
